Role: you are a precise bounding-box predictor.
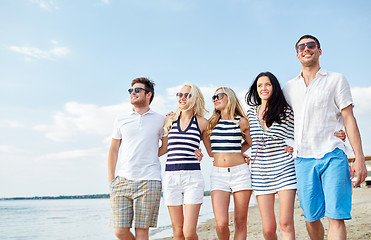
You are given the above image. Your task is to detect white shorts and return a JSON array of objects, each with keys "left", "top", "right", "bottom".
[
  {"left": 163, "top": 170, "right": 205, "bottom": 206},
  {"left": 210, "top": 163, "right": 252, "bottom": 193}
]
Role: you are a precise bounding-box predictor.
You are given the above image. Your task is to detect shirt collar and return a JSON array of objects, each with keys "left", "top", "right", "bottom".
[
  {"left": 297, "top": 67, "right": 328, "bottom": 82},
  {"left": 130, "top": 108, "right": 153, "bottom": 116},
  {"left": 317, "top": 68, "right": 327, "bottom": 77}
]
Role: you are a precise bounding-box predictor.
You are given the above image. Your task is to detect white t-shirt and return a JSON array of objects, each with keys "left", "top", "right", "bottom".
[
  {"left": 283, "top": 68, "right": 353, "bottom": 159},
  {"left": 111, "top": 109, "right": 165, "bottom": 181}
]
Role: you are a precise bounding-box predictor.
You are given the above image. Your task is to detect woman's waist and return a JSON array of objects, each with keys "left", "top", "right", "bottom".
[{"left": 213, "top": 153, "right": 245, "bottom": 167}]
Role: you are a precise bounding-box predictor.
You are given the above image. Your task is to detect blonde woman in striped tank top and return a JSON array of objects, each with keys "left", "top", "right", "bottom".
[
  {"left": 207, "top": 87, "right": 253, "bottom": 240},
  {"left": 159, "top": 83, "right": 212, "bottom": 240}
]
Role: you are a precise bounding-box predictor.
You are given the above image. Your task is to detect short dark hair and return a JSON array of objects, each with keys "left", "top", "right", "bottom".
[
  {"left": 245, "top": 72, "right": 290, "bottom": 127},
  {"left": 295, "top": 34, "right": 321, "bottom": 52},
  {"left": 131, "top": 77, "right": 155, "bottom": 103}
]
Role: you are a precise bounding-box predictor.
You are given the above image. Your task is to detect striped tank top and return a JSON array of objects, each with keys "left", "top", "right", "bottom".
[
  {"left": 210, "top": 116, "right": 242, "bottom": 153},
  {"left": 165, "top": 116, "right": 201, "bottom": 171}
]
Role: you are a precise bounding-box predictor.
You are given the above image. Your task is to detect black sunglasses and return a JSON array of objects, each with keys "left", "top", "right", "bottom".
[
  {"left": 297, "top": 41, "right": 316, "bottom": 52},
  {"left": 212, "top": 93, "right": 227, "bottom": 102},
  {"left": 176, "top": 92, "right": 191, "bottom": 99},
  {"left": 128, "top": 87, "right": 148, "bottom": 94}
]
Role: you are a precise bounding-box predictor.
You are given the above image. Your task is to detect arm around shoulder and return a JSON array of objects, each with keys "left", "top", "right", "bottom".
[
  {"left": 240, "top": 117, "right": 252, "bottom": 152},
  {"left": 158, "top": 136, "right": 168, "bottom": 157},
  {"left": 198, "top": 116, "right": 213, "bottom": 157}
]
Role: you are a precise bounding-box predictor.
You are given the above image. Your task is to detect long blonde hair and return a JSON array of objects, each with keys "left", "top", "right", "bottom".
[
  {"left": 163, "top": 83, "right": 208, "bottom": 136},
  {"left": 208, "top": 87, "right": 247, "bottom": 136}
]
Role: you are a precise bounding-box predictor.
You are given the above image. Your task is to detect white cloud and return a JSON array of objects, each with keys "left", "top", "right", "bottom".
[
  {"left": 100, "top": 0, "right": 110, "bottom": 4},
  {"left": 38, "top": 147, "right": 105, "bottom": 160},
  {"left": 30, "top": 0, "right": 59, "bottom": 11},
  {"left": 351, "top": 86, "right": 371, "bottom": 116},
  {"left": 0, "top": 145, "right": 29, "bottom": 154},
  {"left": 9, "top": 45, "right": 69, "bottom": 60},
  {"left": 34, "top": 101, "right": 131, "bottom": 142},
  {"left": 0, "top": 120, "right": 24, "bottom": 128}
]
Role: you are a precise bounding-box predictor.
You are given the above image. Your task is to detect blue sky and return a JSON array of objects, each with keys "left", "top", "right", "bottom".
[{"left": 1, "top": 0, "right": 371, "bottom": 197}]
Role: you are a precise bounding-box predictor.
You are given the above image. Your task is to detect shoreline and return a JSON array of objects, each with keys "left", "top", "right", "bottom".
[{"left": 159, "top": 188, "right": 371, "bottom": 239}]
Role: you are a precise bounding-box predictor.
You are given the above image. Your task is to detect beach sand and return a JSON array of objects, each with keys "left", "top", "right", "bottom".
[{"left": 160, "top": 187, "right": 371, "bottom": 239}]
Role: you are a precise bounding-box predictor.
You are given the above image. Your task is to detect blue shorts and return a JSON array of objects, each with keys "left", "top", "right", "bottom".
[{"left": 295, "top": 148, "right": 352, "bottom": 222}]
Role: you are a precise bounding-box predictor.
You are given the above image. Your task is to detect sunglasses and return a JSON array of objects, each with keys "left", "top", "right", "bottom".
[
  {"left": 128, "top": 87, "right": 148, "bottom": 94},
  {"left": 297, "top": 41, "right": 316, "bottom": 52},
  {"left": 176, "top": 92, "right": 191, "bottom": 99},
  {"left": 212, "top": 93, "right": 227, "bottom": 102}
]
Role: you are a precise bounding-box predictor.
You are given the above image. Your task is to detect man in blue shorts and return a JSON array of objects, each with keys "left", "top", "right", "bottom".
[
  {"left": 283, "top": 35, "right": 367, "bottom": 240},
  {"left": 108, "top": 77, "right": 165, "bottom": 240}
]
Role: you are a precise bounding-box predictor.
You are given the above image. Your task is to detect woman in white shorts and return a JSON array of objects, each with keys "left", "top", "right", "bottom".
[
  {"left": 159, "top": 83, "right": 211, "bottom": 240},
  {"left": 208, "top": 87, "right": 253, "bottom": 240}
]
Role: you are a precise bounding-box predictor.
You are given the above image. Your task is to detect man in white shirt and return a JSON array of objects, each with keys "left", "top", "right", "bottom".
[
  {"left": 283, "top": 35, "right": 367, "bottom": 240},
  {"left": 108, "top": 77, "right": 165, "bottom": 240}
]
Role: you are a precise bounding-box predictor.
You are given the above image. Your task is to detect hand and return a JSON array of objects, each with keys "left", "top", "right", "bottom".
[
  {"left": 166, "top": 112, "right": 175, "bottom": 117},
  {"left": 165, "top": 111, "right": 175, "bottom": 122},
  {"left": 350, "top": 157, "right": 367, "bottom": 186},
  {"left": 284, "top": 145, "right": 294, "bottom": 155},
  {"left": 166, "top": 111, "right": 175, "bottom": 117},
  {"left": 194, "top": 149, "right": 203, "bottom": 162},
  {"left": 334, "top": 130, "right": 346, "bottom": 142},
  {"left": 243, "top": 153, "right": 251, "bottom": 165}
]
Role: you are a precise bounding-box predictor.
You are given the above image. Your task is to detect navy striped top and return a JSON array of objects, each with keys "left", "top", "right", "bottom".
[
  {"left": 210, "top": 116, "right": 242, "bottom": 153},
  {"left": 247, "top": 107, "right": 296, "bottom": 194},
  {"left": 165, "top": 116, "right": 201, "bottom": 171}
]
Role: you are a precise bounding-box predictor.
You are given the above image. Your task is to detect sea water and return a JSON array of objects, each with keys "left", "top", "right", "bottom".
[{"left": 0, "top": 195, "right": 256, "bottom": 239}]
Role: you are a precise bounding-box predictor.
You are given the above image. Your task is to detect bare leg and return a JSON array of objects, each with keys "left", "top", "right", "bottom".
[
  {"left": 168, "top": 205, "right": 185, "bottom": 240},
  {"left": 211, "top": 190, "right": 231, "bottom": 240},
  {"left": 183, "top": 204, "right": 202, "bottom": 240},
  {"left": 277, "top": 189, "right": 296, "bottom": 240},
  {"left": 256, "top": 194, "right": 277, "bottom": 240},
  {"left": 233, "top": 190, "right": 252, "bottom": 240},
  {"left": 327, "top": 218, "right": 346, "bottom": 240},
  {"left": 134, "top": 228, "right": 149, "bottom": 240},
  {"left": 306, "top": 219, "right": 324, "bottom": 240},
  {"left": 114, "top": 228, "right": 134, "bottom": 240}
]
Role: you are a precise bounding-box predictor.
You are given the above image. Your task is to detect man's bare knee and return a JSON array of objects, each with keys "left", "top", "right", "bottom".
[
  {"left": 114, "top": 228, "right": 133, "bottom": 240},
  {"left": 135, "top": 228, "right": 149, "bottom": 240}
]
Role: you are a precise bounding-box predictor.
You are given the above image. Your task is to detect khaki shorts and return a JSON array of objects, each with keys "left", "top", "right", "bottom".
[{"left": 109, "top": 177, "right": 162, "bottom": 229}]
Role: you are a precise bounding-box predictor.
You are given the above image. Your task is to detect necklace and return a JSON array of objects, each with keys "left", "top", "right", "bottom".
[
  {"left": 257, "top": 105, "right": 264, "bottom": 121},
  {"left": 257, "top": 105, "right": 267, "bottom": 130},
  {"left": 258, "top": 105, "right": 265, "bottom": 123}
]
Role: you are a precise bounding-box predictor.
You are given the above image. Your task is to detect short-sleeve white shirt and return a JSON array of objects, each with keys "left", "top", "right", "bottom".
[
  {"left": 111, "top": 109, "right": 165, "bottom": 181},
  {"left": 283, "top": 68, "right": 353, "bottom": 159}
]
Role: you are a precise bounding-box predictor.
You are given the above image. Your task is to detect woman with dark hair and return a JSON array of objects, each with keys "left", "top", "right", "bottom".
[
  {"left": 246, "top": 72, "right": 346, "bottom": 240},
  {"left": 246, "top": 72, "right": 296, "bottom": 239}
]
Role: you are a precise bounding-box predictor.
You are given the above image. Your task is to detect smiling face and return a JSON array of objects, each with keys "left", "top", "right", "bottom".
[
  {"left": 177, "top": 85, "right": 192, "bottom": 111},
  {"left": 130, "top": 83, "right": 150, "bottom": 107},
  {"left": 296, "top": 38, "right": 322, "bottom": 67},
  {"left": 213, "top": 89, "right": 228, "bottom": 112},
  {"left": 257, "top": 76, "right": 273, "bottom": 102}
]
